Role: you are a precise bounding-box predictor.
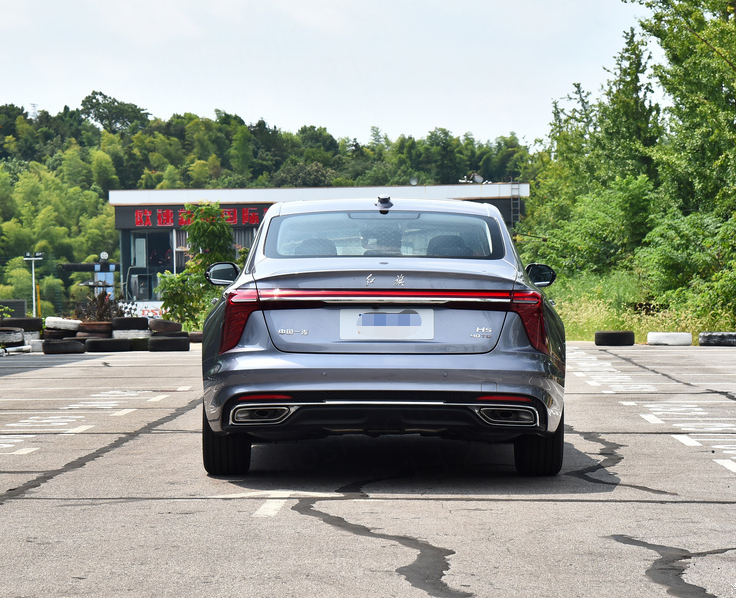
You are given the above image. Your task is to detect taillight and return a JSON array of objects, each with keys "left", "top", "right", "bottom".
[
  {"left": 510, "top": 291, "right": 548, "bottom": 354},
  {"left": 220, "top": 289, "right": 260, "bottom": 354},
  {"left": 219, "top": 287, "right": 549, "bottom": 355}
]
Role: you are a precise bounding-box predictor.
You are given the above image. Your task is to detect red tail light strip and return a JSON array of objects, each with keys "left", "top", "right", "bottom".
[
  {"left": 219, "top": 288, "right": 549, "bottom": 355},
  {"left": 258, "top": 288, "right": 513, "bottom": 303}
]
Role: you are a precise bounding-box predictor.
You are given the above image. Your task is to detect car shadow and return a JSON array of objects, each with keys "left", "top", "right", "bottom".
[{"left": 222, "top": 430, "right": 627, "bottom": 497}]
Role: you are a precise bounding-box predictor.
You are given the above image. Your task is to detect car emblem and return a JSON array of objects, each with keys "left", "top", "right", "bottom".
[
  {"left": 366, "top": 274, "right": 376, "bottom": 286},
  {"left": 394, "top": 274, "right": 405, "bottom": 287},
  {"left": 470, "top": 326, "right": 493, "bottom": 339}
]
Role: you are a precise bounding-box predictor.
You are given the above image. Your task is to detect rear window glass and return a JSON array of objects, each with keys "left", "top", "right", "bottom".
[{"left": 264, "top": 211, "right": 506, "bottom": 259}]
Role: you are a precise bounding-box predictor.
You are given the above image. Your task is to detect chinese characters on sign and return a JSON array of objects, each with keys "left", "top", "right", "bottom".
[{"left": 132, "top": 206, "right": 261, "bottom": 228}]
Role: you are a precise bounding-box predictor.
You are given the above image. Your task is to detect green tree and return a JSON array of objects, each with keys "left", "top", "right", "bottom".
[
  {"left": 81, "top": 91, "right": 149, "bottom": 133},
  {"left": 155, "top": 202, "right": 235, "bottom": 329},
  {"left": 634, "top": 0, "right": 736, "bottom": 215}
]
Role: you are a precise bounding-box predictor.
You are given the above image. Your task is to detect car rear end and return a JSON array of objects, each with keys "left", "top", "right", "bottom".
[{"left": 202, "top": 198, "right": 565, "bottom": 475}]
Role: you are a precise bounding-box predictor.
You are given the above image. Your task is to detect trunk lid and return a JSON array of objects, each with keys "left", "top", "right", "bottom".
[{"left": 252, "top": 258, "right": 519, "bottom": 354}]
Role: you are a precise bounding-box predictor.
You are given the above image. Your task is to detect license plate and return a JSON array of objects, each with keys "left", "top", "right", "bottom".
[{"left": 339, "top": 308, "right": 434, "bottom": 340}]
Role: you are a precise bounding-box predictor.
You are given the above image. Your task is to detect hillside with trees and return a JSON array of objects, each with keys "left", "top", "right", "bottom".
[{"left": 1, "top": 0, "right": 735, "bottom": 339}]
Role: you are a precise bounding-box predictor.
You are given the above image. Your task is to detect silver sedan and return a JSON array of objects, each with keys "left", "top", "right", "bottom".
[{"left": 201, "top": 196, "right": 565, "bottom": 476}]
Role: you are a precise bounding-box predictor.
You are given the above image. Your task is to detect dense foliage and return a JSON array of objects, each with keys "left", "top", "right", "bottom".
[
  {"left": 518, "top": 2, "right": 736, "bottom": 337},
  {"left": 0, "top": 95, "right": 528, "bottom": 316},
  {"left": 2, "top": 0, "right": 736, "bottom": 340}
]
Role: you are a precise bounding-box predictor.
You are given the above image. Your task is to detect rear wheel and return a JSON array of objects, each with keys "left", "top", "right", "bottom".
[
  {"left": 514, "top": 413, "right": 564, "bottom": 476},
  {"left": 202, "top": 408, "right": 252, "bottom": 475}
]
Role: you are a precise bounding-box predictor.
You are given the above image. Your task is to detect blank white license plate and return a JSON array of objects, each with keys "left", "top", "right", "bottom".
[{"left": 339, "top": 308, "right": 434, "bottom": 340}]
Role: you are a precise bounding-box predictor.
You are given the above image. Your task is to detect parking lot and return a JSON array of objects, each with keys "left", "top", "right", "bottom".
[{"left": 1, "top": 342, "right": 735, "bottom": 597}]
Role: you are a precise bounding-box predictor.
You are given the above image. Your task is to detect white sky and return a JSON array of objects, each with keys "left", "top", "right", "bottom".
[{"left": 3, "top": 0, "right": 653, "bottom": 146}]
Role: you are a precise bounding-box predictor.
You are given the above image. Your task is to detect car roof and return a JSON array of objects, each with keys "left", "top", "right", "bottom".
[{"left": 268, "top": 197, "right": 503, "bottom": 219}]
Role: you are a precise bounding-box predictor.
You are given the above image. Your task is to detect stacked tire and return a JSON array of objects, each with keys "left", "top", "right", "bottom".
[
  {"left": 43, "top": 317, "right": 86, "bottom": 354},
  {"left": 2, "top": 317, "right": 43, "bottom": 348},
  {"left": 0, "top": 326, "right": 25, "bottom": 350},
  {"left": 148, "top": 318, "right": 190, "bottom": 352},
  {"left": 30, "top": 317, "right": 191, "bottom": 354},
  {"left": 87, "top": 317, "right": 150, "bottom": 352}
]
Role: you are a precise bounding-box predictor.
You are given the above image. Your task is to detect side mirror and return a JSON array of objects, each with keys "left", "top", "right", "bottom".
[
  {"left": 525, "top": 263, "right": 557, "bottom": 288},
  {"left": 204, "top": 262, "right": 240, "bottom": 286}
]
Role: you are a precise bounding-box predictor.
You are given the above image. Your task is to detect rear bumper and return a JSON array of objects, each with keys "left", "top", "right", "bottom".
[
  {"left": 203, "top": 348, "right": 564, "bottom": 440},
  {"left": 221, "top": 395, "right": 544, "bottom": 442}
]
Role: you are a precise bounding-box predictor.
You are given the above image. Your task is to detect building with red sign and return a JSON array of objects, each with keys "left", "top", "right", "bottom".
[{"left": 109, "top": 184, "right": 528, "bottom": 305}]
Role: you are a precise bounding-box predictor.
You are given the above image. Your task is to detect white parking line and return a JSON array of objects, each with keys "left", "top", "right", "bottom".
[
  {"left": 8, "top": 448, "right": 39, "bottom": 455},
  {"left": 672, "top": 435, "right": 702, "bottom": 446},
  {"left": 111, "top": 409, "right": 137, "bottom": 417},
  {"left": 62, "top": 426, "right": 95, "bottom": 435},
  {"left": 641, "top": 414, "right": 665, "bottom": 424},
  {"left": 714, "top": 459, "right": 736, "bottom": 473},
  {"left": 252, "top": 499, "right": 289, "bottom": 518}
]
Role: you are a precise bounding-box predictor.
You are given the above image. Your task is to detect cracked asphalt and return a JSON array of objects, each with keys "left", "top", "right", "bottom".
[{"left": 1, "top": 342, "right": 735, "bottom": 597}]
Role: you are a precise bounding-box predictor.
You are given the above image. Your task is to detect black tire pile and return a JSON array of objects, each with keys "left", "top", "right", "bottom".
[
  {"left": 594, "top": 329, "right": 736, "bottom": 347},
  {"left": 0, "top": 317, "right": 44, "bottom": 352},
  {"left": 38, "top": 317, "right": 196, "bottom": 354}
]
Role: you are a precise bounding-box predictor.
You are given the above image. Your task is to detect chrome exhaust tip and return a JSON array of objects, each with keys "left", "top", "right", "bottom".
[
  {"left": 476, "top": 406, "right": 538, "bottom": 426},
  {"left": 231, "top": 406, "right": 294, "bottom": 425}
]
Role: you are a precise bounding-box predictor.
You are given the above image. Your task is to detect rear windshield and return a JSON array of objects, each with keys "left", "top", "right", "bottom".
[{"left": 264, "top": 211, "right": 506, "bottom": 259}]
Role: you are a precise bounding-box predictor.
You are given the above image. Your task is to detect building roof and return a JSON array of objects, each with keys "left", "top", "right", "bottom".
[{"left": 108, "top": 183, "right": 529, "bottom": 207}]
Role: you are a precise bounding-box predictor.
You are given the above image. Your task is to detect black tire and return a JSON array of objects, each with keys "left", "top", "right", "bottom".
[
  {"left": 151, "top": 330, "right": 189, "bottom": 337},
  {"left": 112, "top": 316, "right": 149, "bottom": 331},
  {"left": 149, "top": 318, "right": 183, "bottom": 332},
  {"left": 78, "top": 321, "right": 113, "bottom": 334},
  {"left": 43, "top": 328, "right": 77, "bottom": 340},
  {"left": 699, "top": 332, "right": 736, "bottom": 346},
  {"left": 189, "top": 331, "right": 203, "bottom": 343},
  {"left": 42, "top": 339, "right": 87, "bottom": 354},
  {"left": 514, "top": 413, "right": 564, "bottom": 476},
  {"left": 148, "top": 336, "right": 190, "bottom": 352},
  {"left": 76, "top": 332, "right": 111, "bottom": 339},
  {"left": 594, "top": 331, "right": 635, "bottom": 346},
  {"left": 202, "top": 409, "right": 252, "bottom": 475},
  {"left": 85, "top": 338, "right": 131, "bottom": 352},
  {"left": 0, "top": 327, "right": 25, "bottom": 347},
  {"left": 0, "top": 317, "right": 43, "bottom": 332},
  {"left": 129, "top": 337, "right": 150, "bottom": 351}
]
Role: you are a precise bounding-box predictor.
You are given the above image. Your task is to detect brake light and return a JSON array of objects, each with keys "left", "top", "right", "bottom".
[
  {"left": 220, "top": 289, "right": 260, "bottom": 354},
  {"left": 219, "top": 287, "right": 548, "bottom": 355},
  {"left": 510, "top": 291, "right": 548, "bottom": 354}
]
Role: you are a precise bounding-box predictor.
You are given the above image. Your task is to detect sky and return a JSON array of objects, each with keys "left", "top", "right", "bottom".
[{"left": 2, "top": 0, "right": 654, "bottom": 146}]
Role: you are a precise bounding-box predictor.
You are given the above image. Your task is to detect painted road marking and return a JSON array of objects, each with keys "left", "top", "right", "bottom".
[
  {"left": 672, "top": 435, "right": 702, "bottom": 446},
  {"left": 147, "top": 395, "right": 169, "bottom": 402},
  {"left": 0, "top": 435, "right": 39, "bottom": 455},
  {"left": 62, "top": 426, "right": 95, "bottom": 435},
  {"left": 3, "top": 415, "right": 85, "bottom": 430},
  {"left": 111, "top": 409, "right": 137, "bottom": 417},
  {"left": 252, "top": 499, "right": 290, "bottom": 518},
  {"left": 571, "top": 350, "right": 736, "bottom": 473},
  {"left": 9, "top": 448, "right": 39, "bottom": 455},
  {"left": 714, "top": 460, "right": 736, "bottom": 473}
]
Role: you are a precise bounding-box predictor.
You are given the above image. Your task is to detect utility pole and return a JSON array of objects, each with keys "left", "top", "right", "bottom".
[{"left": 23, "top": 252, "right": 43, "bottom": 317}]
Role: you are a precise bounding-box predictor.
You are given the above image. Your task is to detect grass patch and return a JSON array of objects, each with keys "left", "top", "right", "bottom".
[{"left": 547, "top": 270, "right": 735, "bottom": 343}]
